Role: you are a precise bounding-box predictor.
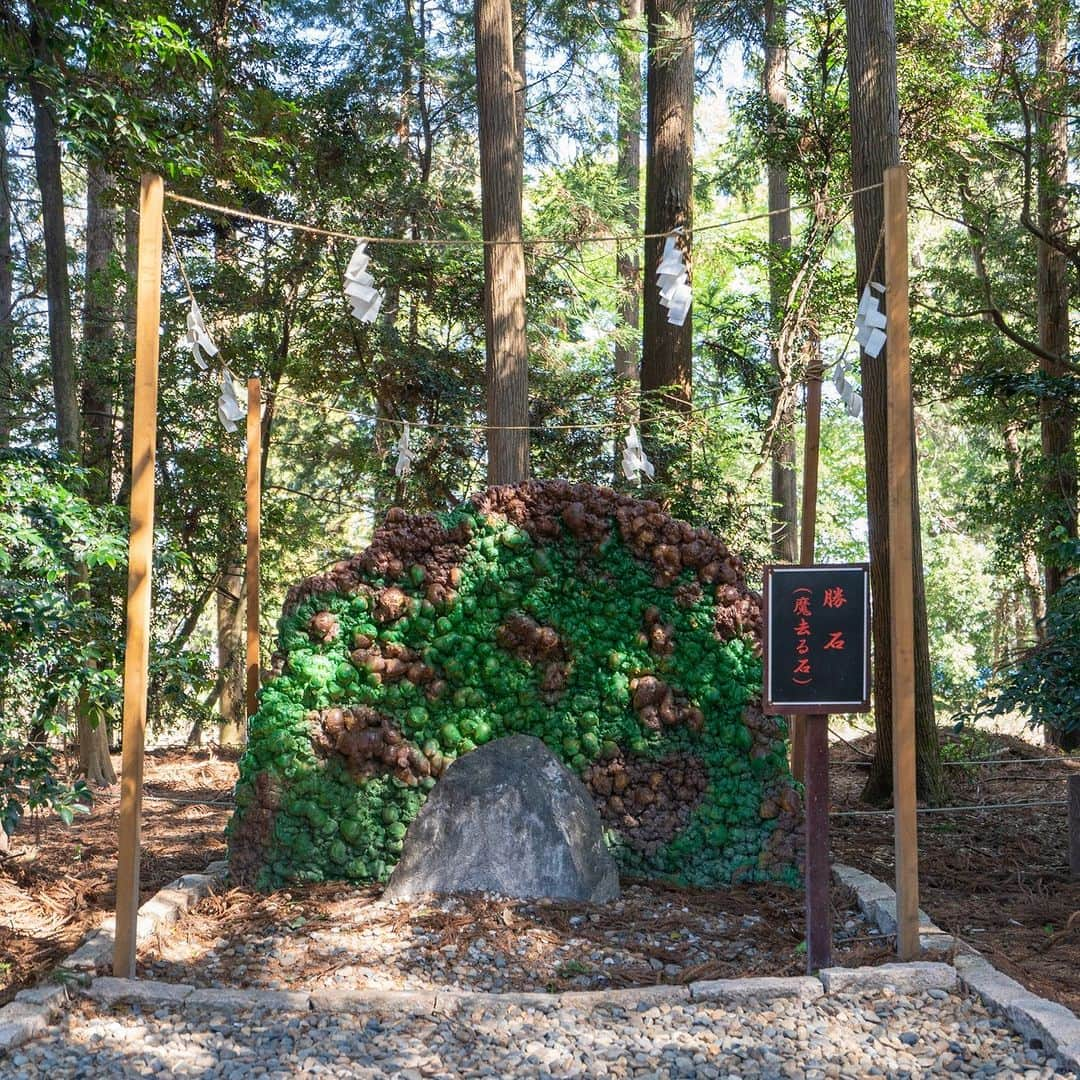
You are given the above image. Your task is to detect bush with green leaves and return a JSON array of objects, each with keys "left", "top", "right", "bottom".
[
  {"left": 982, "top": 542, "right": 1080, "bottom": 748},
  {"left": 0, "top": 450, "right": 126, "bottom": 834},
  {"left": 228, "top": 481, "right": 802, "bottom": 890}
]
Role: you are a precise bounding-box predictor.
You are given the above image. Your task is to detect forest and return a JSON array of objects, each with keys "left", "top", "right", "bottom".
[{"left": 0, "top": 0, "right": 1076, "bottom": 840}]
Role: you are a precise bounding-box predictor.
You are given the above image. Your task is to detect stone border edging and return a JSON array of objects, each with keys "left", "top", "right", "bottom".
[
  {"left": 834, "top": 860, "right": 1080, "bottom": 1073},
  {"left": 82, "top": 964, "right": 959, "bottom": 1019},
  {"left": 0, "top": 858, "right": 228, "bottom": 1055}
]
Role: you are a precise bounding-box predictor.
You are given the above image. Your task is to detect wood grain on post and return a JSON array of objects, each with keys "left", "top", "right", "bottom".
[
  {"left": 1069, "top": 775, "right": 1080, "bottom": 880},
  {"left": 114, "top": 173, "right": 164, "bottom": 978},
  {"left": 246, "top": 377, "right": 261, "bottom": 720},
  {"left": 884, "top": 164, "right": 920, "bottom": 961}
]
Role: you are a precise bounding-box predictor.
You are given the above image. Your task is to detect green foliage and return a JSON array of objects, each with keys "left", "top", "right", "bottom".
[
  {"left": 0, "top": 451, "right": 121, "bottom": 830},
  {"left": 983, "top": 558, "right": 1080, "bottom": 741},
  {"left": 230, "top": 500, "right": 798, "bottom": 890}
]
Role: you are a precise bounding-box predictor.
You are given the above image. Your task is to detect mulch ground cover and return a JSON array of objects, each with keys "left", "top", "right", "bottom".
[
  {"left": 0, "top": 748, "right": 237, "bottom": 1006},
  {"left": 134, "top": 880, "right": 888, "bottom": 994},
  {"left": 831, "top": 730, "right": 1080, "bottom": 1015},
  {"left": 0, "top": 731, "right": 1075, "bottom": 1012}
]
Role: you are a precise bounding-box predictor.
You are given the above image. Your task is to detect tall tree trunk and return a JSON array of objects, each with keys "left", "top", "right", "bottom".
[
  {"left": 764, "top": 0, "right": 797, "bottom": 562},
  {"left": 217, "top": 562, "right": 246, "bottom": 746},
  {"left": 114, "top": 208, "right": 138, "bottom": 510},
  {"left": 1002, "top": 421, "right": 1047, "bottom": 645},
  {"left": 641, "top": 0, "right": 693, "bottom": 481},
  {"left": 0, "top": 103, "right": 13, "bottom": 448},
  {"left": 82, "top": 163, "right": 119, "bottom": 505},
  {"left": 846, "top": 0, "right": 944, "bottom": 804},
  {"left": 512, "top": 0, "right": 526, "bottom": 203},
  {"left": 1035, "top": 0, "right": 1077, "bottom": 749},
  {"left": 1035, "top": 0, "right": 1075, "bottom": 600},
  {"left": 615, "top": 0, "right": 642, "bottom": 443},
  {"left": 476, "top": 0, "right": 529, "bottom": 484},
  {"left": 208, "top": 2, "right": 248, "bottom": 746},
  {"left": 28, "top": 7, "right": 79, "bottom": 458},
  {"left": 76, "top": 163, "right": 119, "bottom": 787}
]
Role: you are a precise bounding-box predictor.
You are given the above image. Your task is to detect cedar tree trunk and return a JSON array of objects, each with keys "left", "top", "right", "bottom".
[{"left": 846, "top": 0, "right": 944, "bottom": 803}]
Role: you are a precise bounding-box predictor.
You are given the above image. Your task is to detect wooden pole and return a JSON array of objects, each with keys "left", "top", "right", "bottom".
[
  {"left": 798, "top": 354, "right": 830, "bottom": 971},
  {"left": 113, "top": 173, "right": 164, "bottom": 978},
  {"left": 884, "top": 163, "right": 920, "bottom": 961},
  {"left": 245, "top": 377, "right": 261, "bottom": 720},
  {"left": 1069, "top": 775, "right": 1079, "bottom": 880}
]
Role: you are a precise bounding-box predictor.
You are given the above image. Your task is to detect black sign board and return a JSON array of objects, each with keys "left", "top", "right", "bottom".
[{"left": 763, "top": 563, "right": 871, "bottom": 713}]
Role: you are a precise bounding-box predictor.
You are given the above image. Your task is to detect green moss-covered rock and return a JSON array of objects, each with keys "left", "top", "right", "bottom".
[{"left": 227, "top": 480, "right": 802, "bottom": 890}]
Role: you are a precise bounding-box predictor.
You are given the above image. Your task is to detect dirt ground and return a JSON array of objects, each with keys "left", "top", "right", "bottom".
[
  {"left": 0, "top": 748, "right": 236, "bottom": 1006},
  {"left": 136, "top": 879, "right": 889, "bottom": 994},
  {"left": 0, "top": 733, "right": 1076, "bottom": 1011},
  {"left": 831, "top": 730, "right": 1080, "bottom": 1015}
]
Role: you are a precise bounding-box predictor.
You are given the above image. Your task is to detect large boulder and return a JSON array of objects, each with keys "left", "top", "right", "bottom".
[{"left": 384, "top": 735, "right": 619, "bottom": 903}]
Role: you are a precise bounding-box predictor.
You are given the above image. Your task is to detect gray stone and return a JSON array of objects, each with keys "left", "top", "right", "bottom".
[
  {"left": 85, "top": 976, "right": 194, "bottom": 1007},
  {"left": 14, "top": 984, "right": 68, "bottom": 1013},
  {"left": 0, "top": 1004, "right": 48, "bottom": 1050},
  {"left": 1004, "top": 996, "right": 1080, "bottom": 1057},
  {"left": 955, "top": 953, "right": 1036, "bottom": 1012},
  {"left": 559, "top": 985, "right": 692, "bottom": 1010},
  {"left": 384, "top": 735, "right": 619, "bottom": 903},
  {"left": 186, "top": 988, "right": 311, "bottom": 1014},
  {"left": 310, "top": 988, "right": 438, "bottom": 1014},
  {"left": 819, "top": 963, "right": 956, "bottom": 995},
  {"left": 689, "top": 977, "right": 823, "bottom": 1004}
]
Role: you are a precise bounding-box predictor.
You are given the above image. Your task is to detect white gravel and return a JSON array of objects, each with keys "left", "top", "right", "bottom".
[{"left": 5, "top": 987, "right": 1077, "bottom": 1078}]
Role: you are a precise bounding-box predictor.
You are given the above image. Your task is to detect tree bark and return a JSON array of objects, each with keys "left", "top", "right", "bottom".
[
  {"left": 0, "top": 104, "right": 13, "bottom": 448},
  {"left": 217, "top": 562, "right": 247, "bottom": 746},
  {"left": 641, "top": 0, "right": 693, "bottom": 479},
  {"left": 82, "top": 163, "right": 119, "bottom": 505},
  {"left": 615, "top": 0, "right": 643, "bottom": 443},
  {"left": 1002, "top": 421, "right": 1047, "bottom": 645},
  {"left": 1035, "top": 0, "right": 1076, "bottom": 604},
  {"left": 476, "top": 0, "right": 529, "bottom": 484},
  {"left": 764, "top": 0, "right": 797, "bottom": 562},
  {"left": 512, "top": 0, "right": 525, "bottom": 203},
  {"left": 75, "top": 163, "right": 119, "bottom": 787},
  {"left": 1035, "top": 1, "right": 1077, "bottom": 750},
  {"left": 28, "top": 6, "right": 80, "bottom": 458},
  {"left": 846, "top": 0, "right": 944, "bottom": 804}
]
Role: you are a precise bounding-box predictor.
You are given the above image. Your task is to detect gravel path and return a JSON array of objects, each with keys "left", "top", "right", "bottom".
[{"left": 6, "top": 988, "right": 1077, "bottom": 1079}]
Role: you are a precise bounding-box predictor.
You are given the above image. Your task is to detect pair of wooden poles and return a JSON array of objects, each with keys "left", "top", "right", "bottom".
[
  {"left": 113, "top": 174, "right": 262, "bottom": 976},
  {"left": 793, "top": 164, "right": 920, "bottom": 965},
  {"left": 111, "top": 166, "right": 921, "bottom": 978}
]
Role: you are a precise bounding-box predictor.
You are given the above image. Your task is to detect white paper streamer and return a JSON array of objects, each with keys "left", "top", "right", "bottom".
[
  {"left": 854, "top": 282, "right": 887, "bottom": 358},
  {"left": 621, "top": 425, "right": 655, "bottom": 485},
  {"left": 832, "top": 362, "right": 864, "bottom": 421},
  {"left": 184, "top": 299, "right": 219, "bottom": 370},
  {"left": 217, "top": 367, "right": 247, "bottom": 432},
  {"left": 393, "top": 422, "right": 415, "bottom": 479},
  {"left": 656, "top": 231, "right": 691, "bottom": 328},
  {"left": 344, "top": 241, "right": 385, "bottom": 323}
]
